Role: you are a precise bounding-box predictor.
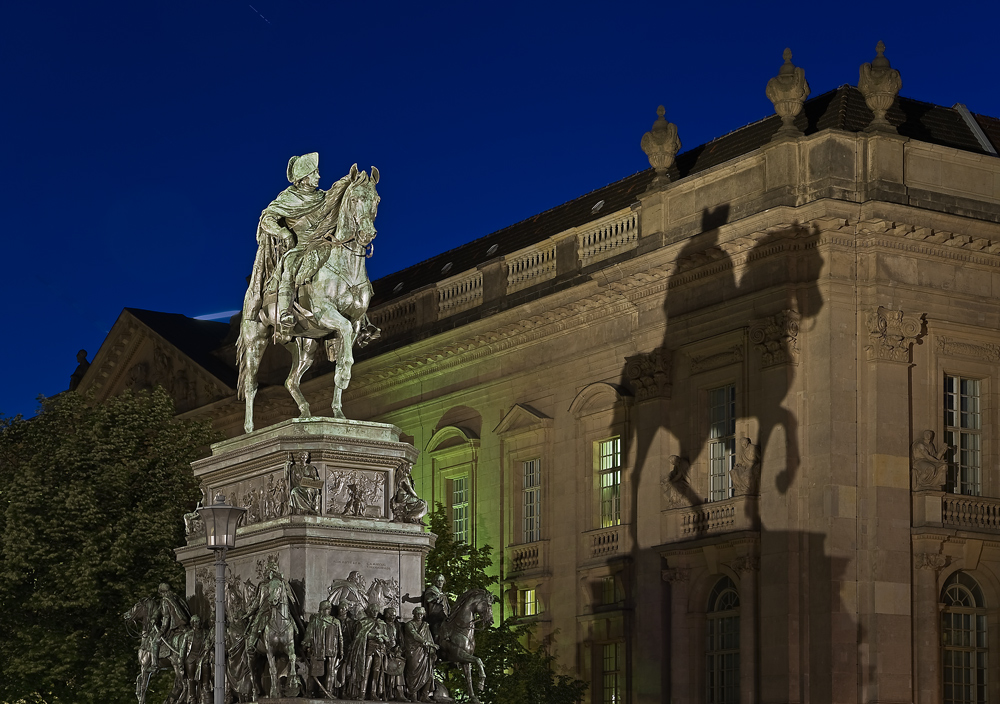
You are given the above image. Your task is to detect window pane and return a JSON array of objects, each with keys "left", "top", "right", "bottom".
[
  {"left": 598, "top": 438, "right": 622, "bottom": 527},
  {"left": 452, "top": 476, "right": 469, "bottom": 544},
  {"left": 944, "top": 375, "right": 982, "bottom": 496},
  {"left": 522, "top": 459, "right": 541, "bottom": 543}
]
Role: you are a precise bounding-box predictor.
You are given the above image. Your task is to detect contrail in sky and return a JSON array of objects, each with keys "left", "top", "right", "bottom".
[
  {"left": 248, "top": 4, "right": 272, "bottom": 25},
  {"left": 194, "top": 310, "right": 240, "bottom": 321}
]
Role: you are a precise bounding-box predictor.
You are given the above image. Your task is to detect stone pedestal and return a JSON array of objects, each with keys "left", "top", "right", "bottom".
[{"left": 176, "top": 417, "right": 434, "bottom": 618}]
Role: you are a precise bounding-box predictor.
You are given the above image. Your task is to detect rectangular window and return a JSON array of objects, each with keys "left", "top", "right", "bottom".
[
  {"left": 601, "top": 575, "right": 622, "bottom": 606},
  {"left": 517, "top": 588, "right": 537, "bottom": 617},
  {"left": 452, "top": 475, "right": 470, "bottom": 544},
  {"left": 522, "top": 459, "right": 541, "bottom": 543},
  {"left": 945, "top": 376, "right": 982, "bottom": 496},
  {"left": 598, "top": 437, "right": 622, "bottom": 527},
  {"left": 602, "top": 642, "right": 622, "bottom": 704},
  {"left": 708, "top": 385, "right": 736, "bottom": 502}
]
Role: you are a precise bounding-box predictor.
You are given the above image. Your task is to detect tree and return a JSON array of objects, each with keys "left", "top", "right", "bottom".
[
  {"left": 426, "top": 504, "right": 587, "bottom": 704},
  {"left": 0, "top": 388, "right": 220, "bottom": 704}
]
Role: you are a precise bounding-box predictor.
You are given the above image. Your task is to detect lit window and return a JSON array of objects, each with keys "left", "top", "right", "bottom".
[
  {"left": 602, "top": 642, "right": 622, "bottom": 704},
  {"left": 522, "top": 459, "right": 541, "bottom": 543},
  {"left": 942, "top": 571, "right": 988, "bottom": 704},
  {"left": 708, "top": 385, "right": 736, "bottom": 502},
  {"left": 601, "top": 575, "right": 622, "bottom": 606},
  {"left": 598, "top": 437, "right": 621, "bottom": 527},
  {"left": 706, "top": 576, "right": 740, "bottom": 704},
  {"left": 945, "top": 376, "right": 982, "bottom": 496},
  {"left": 452, "top": 475, "right": 469, "bottom": 544},
  {"left": 517, "top": 588, "right": 537, "bottom": 617}
]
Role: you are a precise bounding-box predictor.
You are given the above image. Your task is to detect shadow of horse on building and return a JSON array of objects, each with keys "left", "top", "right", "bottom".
[{"left": 624, "top": 205, "right": 825, "bottom": 540}]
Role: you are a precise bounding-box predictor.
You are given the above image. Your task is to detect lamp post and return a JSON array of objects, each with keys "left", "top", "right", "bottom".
[{"left": 197, "top": 493, "right": 246, "bottom": 704}]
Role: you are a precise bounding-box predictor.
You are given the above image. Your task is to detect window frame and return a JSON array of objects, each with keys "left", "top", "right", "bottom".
[
  {"left": 596, "top": 436, "right": 623, "bottom": 528},
  {"left": 706, "top": 576, "right": 741, "bottom": 704},
  {"left": 707, "top": 384, "right": 737, "bottom": 502},
  {"left": 944, "top": 374, "right": 984, "bottom": 496},
  {"left": 942, "top": 571, "right": 989, "bottom": 704}
]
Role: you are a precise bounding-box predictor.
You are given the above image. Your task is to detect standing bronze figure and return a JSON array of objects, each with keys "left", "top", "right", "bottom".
[{"left": 238, "top": 154, "right": 381, "bottom": 433}]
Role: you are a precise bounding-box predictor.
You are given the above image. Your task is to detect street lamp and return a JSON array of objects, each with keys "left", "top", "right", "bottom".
[{"left": 197, "top": 493, "right": 246, "bottom": 704}]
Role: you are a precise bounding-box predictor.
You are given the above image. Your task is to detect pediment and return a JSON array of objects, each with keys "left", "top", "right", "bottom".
[
  {"left": 568, "top": 382, "right": 631, "bottom": 417},
  {"left": 493, "top": 404, "right": 552, "bottom": 437},
  {"left": 76, "top": 309, "right": 234, "bottom": 413}
]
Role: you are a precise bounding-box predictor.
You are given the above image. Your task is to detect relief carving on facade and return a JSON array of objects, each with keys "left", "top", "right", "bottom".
[
  {"left": 749, "top": 310, "right": 800, "bottom": 367},
  {"left": 328, "top": 469, "right": 386, "bottom": 518},
  {"left": 731, "top": 555, "right": 760, "bottom": 574},
  {"left": 911, "top": 430, "right": 950, "bottom": 491},
  {"left": 914, "top": 552, "right": 950, "bottom": 572},
  {"left": 937, "top": 336, "right": 1000, "bottom": 363},
  {"left": 624, "top": 348, "right": 671, "bottom": 401},
  {"left": 730, "top": 437, "right": 762, "bottom": 496},
  {"left": 661, "top": 567, "right": 691, "bottom": 583},
  {"left": 690, "top": 345, "right": 744, "bottom": 374},
  {"left": 864, "top": 306, "right": 921, "bottom": 362}
]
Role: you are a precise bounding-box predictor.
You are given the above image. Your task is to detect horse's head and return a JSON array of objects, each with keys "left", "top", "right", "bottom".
[
  {"left": 474, "top": 592, "right": 495, "bottom": 629},
  {"left": 339, "top": 163, "right": 380, "bottom": 248}
]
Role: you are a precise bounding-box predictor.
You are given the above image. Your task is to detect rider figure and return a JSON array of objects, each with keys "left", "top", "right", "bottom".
[
  {"left": 243, "top": 152, "right": 353, "bottom": 342},
  {"left": 421, "top": 574, "right": 451, "bottom": 639}
]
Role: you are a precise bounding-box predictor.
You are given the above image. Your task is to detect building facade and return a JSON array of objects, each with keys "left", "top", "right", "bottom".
[{"left": 78, "top": 75, "right": 1000, "bottom": 703}]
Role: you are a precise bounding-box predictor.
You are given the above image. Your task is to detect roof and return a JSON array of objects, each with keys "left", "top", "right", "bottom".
[
  {"left": 370, "top": 85, "right": 1000, "bottom": 307},
  {"left": 124, "top": 308, "right": 236, "bottom": 388}
]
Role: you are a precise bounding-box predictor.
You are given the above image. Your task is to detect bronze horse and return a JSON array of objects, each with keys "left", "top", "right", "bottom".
[
  {"left": 237, "top": 164, "right": 381, "bottom": 433},
  {"left": 437, "top": 589, "right": 495, "bottom": 704},
  {"left": 123, "top": 597, "right": 185, "bottom": 704}
]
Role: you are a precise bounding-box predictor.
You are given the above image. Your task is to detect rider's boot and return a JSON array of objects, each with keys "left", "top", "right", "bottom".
[{"left": 276, "top": 277, "right": 296, "bottom": 344}]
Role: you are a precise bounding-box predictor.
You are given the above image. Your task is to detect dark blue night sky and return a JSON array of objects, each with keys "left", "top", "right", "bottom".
[{"left": 3, "top": 0, "right": 998, "bottom": 417}]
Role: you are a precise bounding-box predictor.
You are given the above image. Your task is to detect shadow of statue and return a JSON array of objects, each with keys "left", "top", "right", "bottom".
[{"left": 624, "top": 205, "right": 825, "bottom": 545}]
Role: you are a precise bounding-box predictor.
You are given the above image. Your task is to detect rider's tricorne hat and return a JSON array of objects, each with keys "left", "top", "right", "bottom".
[{"left": 287, "top": 152, "right": 319, "bottom": 183}]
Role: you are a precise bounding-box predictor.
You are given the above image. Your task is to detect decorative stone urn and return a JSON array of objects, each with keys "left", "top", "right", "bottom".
[
  {"left": 640, "top": 105, "right": 681, "bottom": 190},
  {"left": 765, "top": 48, "right": 810, "bottom": 140},
  {"left": 858, "top": 41, "right": 902, "bottom": 132}
]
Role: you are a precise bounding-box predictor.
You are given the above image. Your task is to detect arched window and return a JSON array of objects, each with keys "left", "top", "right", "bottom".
[
  {"left": 707, "top": 576, "right": 740, "bottom": 704},
  {"left": 942, "top": 571, "right": 988, "bottom": 704}
]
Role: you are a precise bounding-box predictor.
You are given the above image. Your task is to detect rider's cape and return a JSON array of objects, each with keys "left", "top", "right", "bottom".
[{"left": 243, "top": 174, "right": 352, "bottom": 320}]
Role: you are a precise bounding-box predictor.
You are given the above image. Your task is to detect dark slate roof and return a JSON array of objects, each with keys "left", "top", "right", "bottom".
[
  {"left": 370, "top": 85, "right": 1000, "bottom": 307},
  {"left": 125, "top": 308, "right": 237, "bottom": 388},
  {"left": 974, "top": 113, "right": 1000, "bottom": 153}
]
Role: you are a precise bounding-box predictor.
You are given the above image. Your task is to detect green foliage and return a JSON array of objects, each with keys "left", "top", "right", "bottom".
[
  {"left": 425, "top": 504, "right": 586, "bottom": 704},
  {"left": 425, "top": 503, "right": 497, "bottom": 595},
  {"left": 0, "top": 388, "right": 220, "bottom": 704}
]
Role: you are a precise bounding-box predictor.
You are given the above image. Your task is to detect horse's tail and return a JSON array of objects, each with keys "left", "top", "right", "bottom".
[{"left": 236, "top": 313, "right": 253, "bottom": 400}]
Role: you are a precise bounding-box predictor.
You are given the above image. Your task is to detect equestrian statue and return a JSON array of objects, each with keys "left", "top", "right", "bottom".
[{"left": 238, "top": 153, "right": 381, "bottom": 433}]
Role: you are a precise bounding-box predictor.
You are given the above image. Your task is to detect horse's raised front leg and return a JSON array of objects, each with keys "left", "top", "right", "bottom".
[
  {"left": 282, "top": 336, "right": 319, "bottom": 419},
  {"left": 237, "top": 317, "right": 269, "bottom": 434}
]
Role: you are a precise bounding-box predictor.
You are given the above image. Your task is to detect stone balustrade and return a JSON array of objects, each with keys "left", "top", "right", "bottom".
[
  {"left": 577, "top": 209, "right": 638, "bottom": 268},
  {"left": 505, "top": 540, "right": 549, "bottom": 574},
  {"left": 581, "top": 524, "right": 633, "bottom": 560},
  {"left": 368, "top": 205, "right": 638, "bottom": 330},
  {"left": 368, "top": 298, "right": 416, "bottom": 340},
  {"left": 661, "top": 495, "right": 759, "bottom": 543},
  {"left": 438, "top": 270, "right": 483, "bottom": 316},
  {"left": 912, "top": 490, "right": 1000, "bottom": 534},
  {"left": 507, "top": 241, "right": 557, "bottom": 294},
  {"left": 942, "top": 493, "right": 1000, "bottom": 531}
]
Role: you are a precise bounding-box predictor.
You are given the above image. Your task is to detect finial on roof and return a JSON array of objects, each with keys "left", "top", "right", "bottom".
[
  {"left": 765, "top": 47, "right": 810, "bottom": 141},
  {"left": 858, "top": 40, "right": 902, "bottom": 133},
  {"left": 640, "top": 105, "right": 681, "bottom": 191}
]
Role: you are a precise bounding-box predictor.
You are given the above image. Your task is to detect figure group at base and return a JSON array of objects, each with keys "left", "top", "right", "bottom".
[{"left": 126, "top": 571, "right": 494, "bottom": 704}]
